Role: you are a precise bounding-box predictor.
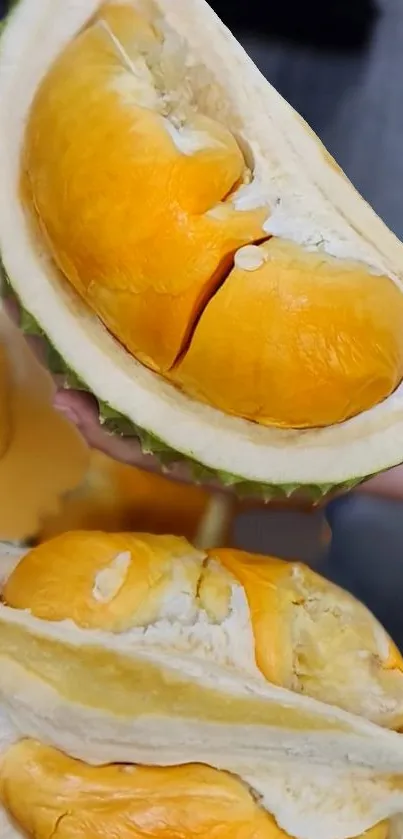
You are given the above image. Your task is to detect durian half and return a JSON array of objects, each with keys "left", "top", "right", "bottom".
[{"left": 1, "top": 0, "right": 403, "bottom": 498}]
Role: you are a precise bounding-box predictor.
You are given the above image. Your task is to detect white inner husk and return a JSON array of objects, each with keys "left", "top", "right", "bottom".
[{"left": 1, "top": 0, "right": 403, "bottom": 486}]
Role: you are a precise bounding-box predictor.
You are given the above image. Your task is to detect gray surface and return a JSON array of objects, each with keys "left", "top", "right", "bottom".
[
  {"left": 232, "top": 506, "right": 324, "bottom": 563},
  {"left": 233, "top": 0, "right": 403, "bottom": 561},
  {"left": 318, "top": 495, "right": 403, "bottom": 646}
]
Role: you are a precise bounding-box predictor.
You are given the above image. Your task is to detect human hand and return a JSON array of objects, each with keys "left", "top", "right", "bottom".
[
  {"left": 354, "top": 464, "right": 403, "bottom": 501},
  {"left": 50, "top": 362, "right": 403, "bottom": 504},
  {"left": 53, "top": 386, "right": 217, "bottom": 487},
  {"left": 4, "top": 294, "right": 226, "bottom": 491},
  {"left": 6, "top": 294, "right": 403, "bottom": 503}
]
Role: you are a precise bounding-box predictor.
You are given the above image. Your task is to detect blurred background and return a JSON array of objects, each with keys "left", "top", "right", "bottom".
[{"left": 213, "top": 0, "right": 402, "bottom": 242}]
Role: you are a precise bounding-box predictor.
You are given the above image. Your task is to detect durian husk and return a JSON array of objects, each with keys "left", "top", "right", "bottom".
[{"left": 2, "top": 0, "right": 403, "bottom": 499}]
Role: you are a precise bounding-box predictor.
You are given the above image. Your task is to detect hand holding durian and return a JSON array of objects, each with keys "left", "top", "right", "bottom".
[
  {"left": 1, "top": 531, "right": 403, "bottom": 839},
  {"left": 3, "top": 0, "right": 403, "bottom": 500}
]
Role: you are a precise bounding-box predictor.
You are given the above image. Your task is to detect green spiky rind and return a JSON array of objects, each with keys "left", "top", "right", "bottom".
[{"left": 1, "top": 276, "right": 363, "bottom": 501}]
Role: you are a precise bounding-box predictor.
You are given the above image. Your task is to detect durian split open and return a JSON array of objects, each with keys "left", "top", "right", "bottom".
[
  {"left": 2, "top": 0, "right": 403, "bottom": 497},
  {"left": 1, "top": 533, "right": 403, "bottom": 839}
]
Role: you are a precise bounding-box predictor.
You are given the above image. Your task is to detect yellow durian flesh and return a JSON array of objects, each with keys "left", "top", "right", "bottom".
[{"left": 21, "top": 1, "right": 403, "bottom": 431}]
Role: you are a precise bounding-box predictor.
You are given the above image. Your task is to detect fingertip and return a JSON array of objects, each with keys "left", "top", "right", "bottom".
[
  {"left": 2, "top": 296, "right": 21, "bottom": 326},
  {"left": 53, "top": 388, "right": 100, "bottom": 428}
]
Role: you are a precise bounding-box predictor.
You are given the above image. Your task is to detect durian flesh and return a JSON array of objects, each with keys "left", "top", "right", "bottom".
[
  {"left": 1, "top": 534, "right": 403, "bottom": 839},
  {"left": 2, "top": 0, "right": 403, "bottom": 495}
]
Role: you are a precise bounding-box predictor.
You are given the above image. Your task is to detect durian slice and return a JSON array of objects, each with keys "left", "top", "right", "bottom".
[
  {"left": 0, "top": 738, "right": 393, "bottom": 839},
  {"left": 1, "top": 535, "right": 403, "bottom": 839},
  {"left": 2, "top": 0, "right": 403, "bottom": 495},
  {"left": 0, "top": 740, "right": 291, "bottom": 839},
  {"left": 3, "top": 532, "right": 403, "bottom": 730},
  {"left": 0, "top": 703, "right": 396, "bottom": 839}
]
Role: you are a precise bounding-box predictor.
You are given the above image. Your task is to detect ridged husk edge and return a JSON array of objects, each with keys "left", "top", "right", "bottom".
[{"left": 0, "top": 275, "right": 363, "bottom": 504}]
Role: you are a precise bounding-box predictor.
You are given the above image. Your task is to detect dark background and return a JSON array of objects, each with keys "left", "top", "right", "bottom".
[
  {"left": 211, "top": 0, "right": 378, "bottom": 51},
  {"left": 2, "top": 0, "right": 378, "bottom": 50}
]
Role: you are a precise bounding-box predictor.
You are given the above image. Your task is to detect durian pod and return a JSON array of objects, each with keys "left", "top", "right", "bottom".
[
  {"left": 2, "top": 0, "right": 403, "bottom": 501},
  {"left": 1, "top": 535, "right": 403, "bottom": 839},
  {"left": 36, "top": 449, "right": 236, "bottom": 550},
  {"left": 0, "top": 737, "right": 394, "bottom": 839},
  {"left": 0, "top": 304, "right": 88, "bottom": 541}
]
